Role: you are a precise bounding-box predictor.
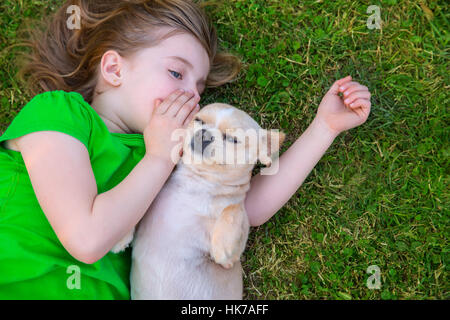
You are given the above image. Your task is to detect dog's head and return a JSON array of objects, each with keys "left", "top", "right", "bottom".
[{"left": 180, "top": 103, "right": 285, "bottom": 183}]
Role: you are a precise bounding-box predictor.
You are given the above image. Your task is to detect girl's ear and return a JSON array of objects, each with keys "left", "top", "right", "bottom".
[
  {"left": 258, "top": 129, "right": 286, "bottom": 167},
  {"left": 100, "top": 50, "right": 123, "bottom": 86}
]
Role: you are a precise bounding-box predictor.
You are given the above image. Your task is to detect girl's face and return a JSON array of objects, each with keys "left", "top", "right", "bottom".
[{"left": 95, "top": 30, "right": 211, "bottom": 134}]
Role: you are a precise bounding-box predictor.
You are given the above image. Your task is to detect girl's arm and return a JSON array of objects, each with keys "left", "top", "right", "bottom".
[
  {"left": 245, "top": 75, "right": 371, "bottom": 227},
  {"left": 17, "top": 89, "right": 198, "bottom": 264},
  {"left": 17, "top": 130, "right": 175, "bottom": 264},
  {"left": 245, "top": 118, "right": 337, "bottom": 227}
]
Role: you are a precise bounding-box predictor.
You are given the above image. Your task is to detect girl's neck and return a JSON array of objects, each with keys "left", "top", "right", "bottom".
[
  {"left": 91, "top": 90, "right": 134, "bottom": 134},
  {"left": 98, "top": 115, "right": 130, "bottom": 134}
]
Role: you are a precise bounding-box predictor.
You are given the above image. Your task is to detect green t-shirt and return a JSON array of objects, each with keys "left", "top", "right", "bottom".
[{"left": 0, "top": 90, "right": 147, "bottom": 299}]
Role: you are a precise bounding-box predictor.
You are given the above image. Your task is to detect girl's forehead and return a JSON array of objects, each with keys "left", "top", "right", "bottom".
[
  {"left": 135, "top": 33, "right": 207, "bottom": 60},
  {"left": 136, "top": 34, "right": 210, "bottom": 72},
  {"left": 159, "top": 33, "right": 207, "bottom": 54}
]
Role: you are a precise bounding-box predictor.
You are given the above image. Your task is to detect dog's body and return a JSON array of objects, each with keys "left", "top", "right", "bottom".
[
  {"left": 130, "top": 161, "right": 250, "bottom": 299},
  {"left": 112, "top": 103, "right": 284, "bottom": 300}
]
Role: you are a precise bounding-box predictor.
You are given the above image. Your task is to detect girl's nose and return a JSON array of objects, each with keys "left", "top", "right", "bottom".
[
  {"left": 192, "top": 92, "right": 201, "bottom": 101},
  {"left": 184, "top": 88, "right": 201, "bottom": 101}
]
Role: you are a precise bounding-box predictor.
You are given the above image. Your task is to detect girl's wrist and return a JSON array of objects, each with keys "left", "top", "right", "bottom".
[
  {"left": 142, "top": 153, "right": 176, "bottom": 171},
  {"left": 311, "top": 116, "right": 340, "bottom": 141}
]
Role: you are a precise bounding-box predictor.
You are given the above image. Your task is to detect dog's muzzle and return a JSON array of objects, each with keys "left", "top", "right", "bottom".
[{"left": 190, "top": 129, "right": 215, "bottom": 155}]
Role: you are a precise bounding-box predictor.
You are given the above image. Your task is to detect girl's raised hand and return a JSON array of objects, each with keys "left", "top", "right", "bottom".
[
  {"left": 143, "top": 89, "right": 200, "bottom": 165},
  {"left": 315, "top": 75, "right": 371, "bottom": 136}
]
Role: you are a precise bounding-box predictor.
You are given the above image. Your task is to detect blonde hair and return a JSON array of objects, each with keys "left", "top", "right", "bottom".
[{"left": 17, "top": 0, "right": 242, "bottom": 104}]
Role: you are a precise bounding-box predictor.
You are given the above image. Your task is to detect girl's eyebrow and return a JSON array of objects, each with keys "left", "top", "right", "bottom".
[{"left": 166, "top": 56, "right": 193, "bottom": 69}]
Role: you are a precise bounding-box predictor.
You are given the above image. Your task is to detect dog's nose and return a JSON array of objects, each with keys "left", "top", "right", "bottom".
[
  {"left": 201, "top": 129, "right": 215, "bottom": 143},
  {"left": 191, "top": 129, "right": 215, "bottom": 154}
]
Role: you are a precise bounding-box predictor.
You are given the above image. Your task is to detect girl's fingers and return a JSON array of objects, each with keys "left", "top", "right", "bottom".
[
  {"left": 336, "top": 75, "right": 352, "bottom": 86},
  {"left": 157, "top": 89, "right": 186, "bottom": 114},
  {"left": 348, "top": 98, "right": 371, "bottom": 118},
  {"left": 343, "top": 90, "right": 371, "bottom": 106},
  {"left": 329, "top": 75, "right": 352, "bottom": 95},
  {"left": 339, "top": 81, "right": 367, "bottom": 93},
  {"left": 166, "top": 91, "right": 196, "bottom": 117},
  {"left": 154, "top": 99, "right": 165, "bottom": 115},
  {"left": 175, "top": 96, "right": 199, "bottom": 124},
  {"left": 153, "top": 99, "right": 162, "bottom": 113},
  {"left": 183, "top": 103, "right": 201, "bottom": 127},
  {"left": 342, "top": 84, "right": 369, "bottom": 98},
  {"left": 350, "top": 98, "right": 371, "bottom": 110}
]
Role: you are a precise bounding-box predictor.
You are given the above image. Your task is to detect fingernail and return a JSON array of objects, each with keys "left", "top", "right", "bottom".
[
  {"left": 340, "top": 86, "right": 344, "bottom": 91},
  {"left": 344, "top": 98, "right": 350, "bottom": 104}
]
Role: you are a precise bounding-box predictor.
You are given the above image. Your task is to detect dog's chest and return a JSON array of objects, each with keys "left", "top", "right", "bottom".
[
  {"left": 144, "top": 166, "right": 216, "bottom": 232},
  {"left": 152, "top": 165, "right": 243, "bottom": 219},
  {"left": 137, "top": 164, "right": 247, "bottom": 255}
]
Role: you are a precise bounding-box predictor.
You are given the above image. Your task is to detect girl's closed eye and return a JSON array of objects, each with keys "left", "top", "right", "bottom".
[{"left": 169, "top": 70, "right": 183, "bottom": 80}]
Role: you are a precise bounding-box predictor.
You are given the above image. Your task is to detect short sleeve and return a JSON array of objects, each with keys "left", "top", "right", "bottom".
[{"left": 0, "top": 90, "right": 92, "bottom": 151}]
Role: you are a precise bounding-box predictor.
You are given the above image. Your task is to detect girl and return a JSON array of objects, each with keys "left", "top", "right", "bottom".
[{"left": 0, "top": 0, "right": 371, "bottom": 299}]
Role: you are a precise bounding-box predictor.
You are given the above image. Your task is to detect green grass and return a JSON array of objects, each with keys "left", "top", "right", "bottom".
[{"left": 1, "top": 0, "right": 448, "bottom": 299}]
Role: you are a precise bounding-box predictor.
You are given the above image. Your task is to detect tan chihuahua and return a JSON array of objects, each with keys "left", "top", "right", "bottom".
[{"left": 113, "top": 103, "right": 285, "bottom": 299}]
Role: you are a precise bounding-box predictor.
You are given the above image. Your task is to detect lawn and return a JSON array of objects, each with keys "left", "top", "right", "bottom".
[{"left": 0, "top": 0, "right": 448, "bottom": 299}]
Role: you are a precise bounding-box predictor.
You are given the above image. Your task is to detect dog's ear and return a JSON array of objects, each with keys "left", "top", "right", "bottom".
[{"left": 258, "top": 129, "right": 286, "bottom": 167}]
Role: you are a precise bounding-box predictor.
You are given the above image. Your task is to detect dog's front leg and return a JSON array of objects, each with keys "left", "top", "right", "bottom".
[{"left": 210, "top": 203, "right": 250, "bottom": 269}]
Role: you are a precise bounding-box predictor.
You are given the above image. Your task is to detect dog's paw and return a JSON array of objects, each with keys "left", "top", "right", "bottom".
[
  {"left": 111, "top": 228, "right": 135, "bottom": 253},
  {"left": 210, "top": 203, "right": 249, "bottom": 269},
  {"left": 210, "top": 240, "right": 240, "bottom": 269},
  {"left": 210, "top": 226, "right": 245, "bottom": 269}
]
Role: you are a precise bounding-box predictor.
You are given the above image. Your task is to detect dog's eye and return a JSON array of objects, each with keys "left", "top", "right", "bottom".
[
  {"left": 194, "top": 117, "right": 205, "bottom": 125},
  {"left": 223, "top": 134, "right": 239, "bottom": 144}
]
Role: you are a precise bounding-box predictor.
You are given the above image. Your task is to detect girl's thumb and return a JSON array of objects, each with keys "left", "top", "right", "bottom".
[
  {"left": 152, "top": 99, "right": 161, "bottom": 114},
  {"left": 329, "top": 75, "right": 352, "bottom": 95}
]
